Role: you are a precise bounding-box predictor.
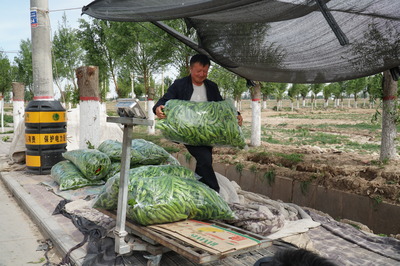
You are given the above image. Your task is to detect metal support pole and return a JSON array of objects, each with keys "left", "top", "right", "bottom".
[{"left": 114, "top": 124, "right": 133, "bottom": 254}]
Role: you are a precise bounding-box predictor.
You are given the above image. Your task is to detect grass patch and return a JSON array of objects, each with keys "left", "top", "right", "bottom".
[
  {"left": 3, "top": 114, "right": 13, "bottom": 123},
  {"left": 262, "top": 169, "right": 276, "bottom": 186},
  {"left": 276, "top": 152, "right": 304, "bottom": 163},
  {"left": 261, "top": 135, "right": 282, "bottom": 144},
  {"left": 235, "top": 162, "right": 244, "bottom": 174},
  {"left": 0, "top": 130, "right": 14, "bottom": 134}
]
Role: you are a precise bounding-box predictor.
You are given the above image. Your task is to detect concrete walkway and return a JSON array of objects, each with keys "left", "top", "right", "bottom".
[
  {"left": 0, "top": 176, "right": 60, "bottom": 266},
  {"left": 0, "top": 140, "right": 63, "bottom": 266},
  {"left": 0, "top": 140, "right": 87, "bottom": 266}
]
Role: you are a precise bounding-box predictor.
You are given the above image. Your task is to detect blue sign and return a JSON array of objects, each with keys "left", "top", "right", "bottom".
[{"left": 31, "top": 10, "right": 38, "bottom": 27}]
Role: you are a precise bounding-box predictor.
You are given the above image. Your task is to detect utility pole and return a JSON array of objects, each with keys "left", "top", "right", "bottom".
[
  {"left": 26, "top": 0, "right": 67, "bottom": 174},
  {"left": 30, "top": 0, "right": 54, "bottom": 99}
]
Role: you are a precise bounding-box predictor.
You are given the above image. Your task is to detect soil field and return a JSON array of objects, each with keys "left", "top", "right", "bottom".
[
  {"left": 123, "top": 99, "right": 399, "bottom": 207},
  {"left": 209, "top": 100, "right": 400, "bottom": 207}
]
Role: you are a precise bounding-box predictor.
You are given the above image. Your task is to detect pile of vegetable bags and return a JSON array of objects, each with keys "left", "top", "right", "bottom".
[
  {"left": 51, "top": 139, "right": 177, "bottom": 191},
  {"left": 93, "top": 165, "right": 234, "bottom": 226},
  {"left": 156, "top": 100, "right": 246, "bottom": 149}
]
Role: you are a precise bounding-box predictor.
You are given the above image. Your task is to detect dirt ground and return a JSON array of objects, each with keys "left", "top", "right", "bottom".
[{"left": 209, "top": 106, "right": 400, "bottom": 207}]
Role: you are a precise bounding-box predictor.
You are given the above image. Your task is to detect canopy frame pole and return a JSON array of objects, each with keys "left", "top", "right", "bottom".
[{"left": 315, "top": 0, "right": 349, "bottom": 46}]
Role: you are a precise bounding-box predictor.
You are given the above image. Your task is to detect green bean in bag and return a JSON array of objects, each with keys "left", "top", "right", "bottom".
[
  {"left": 62, "top": 149, "right": 111, "bottom": 180},
  {"left": 51, "top": 160, "right": 105, "bottom": 191}
]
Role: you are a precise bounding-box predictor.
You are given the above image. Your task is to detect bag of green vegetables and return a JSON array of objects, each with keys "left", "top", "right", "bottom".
[
  {"left": 126, "top": 175, "right": 234, "bottom": 225},
  {"left": 93, "top": 165, "right": 199, "bottom": 210},
  {"left": 62, "top": 149, "right": 111, "bottom": 180},
  {"left": 51, "top": 160, "right": 105, "bottom": 191},
  {"left": 156, "top": 100, "right": 245, "bottom": 148}
]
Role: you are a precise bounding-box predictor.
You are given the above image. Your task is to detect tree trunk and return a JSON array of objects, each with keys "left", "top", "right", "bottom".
[
  {"left": 250, "top": 82, "right": 262, "bottom": 146},
  {"left": 262, "top": 94, "right": 267, "bottom": 109},
  {"left": 12, "top": 82, "right": 25, "bottom": 133},
  {"left": 380, "top": 70, "right": 398, "bottom": 161},
  {"left": 76, "top": 66, "right": 101, "bottom": 149},
  {"left": 148, "top": 87, "right": 155, "bottom": 134},
  {"left": 0, "top": 93, "right": 3, "bottom": 133}
]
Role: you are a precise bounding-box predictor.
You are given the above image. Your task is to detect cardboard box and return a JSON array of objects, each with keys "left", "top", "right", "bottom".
[{"left": 149, "top": 220, "right": 263, "bottom": 254}]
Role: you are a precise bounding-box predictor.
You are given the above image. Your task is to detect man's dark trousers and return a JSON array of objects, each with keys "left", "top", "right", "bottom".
[{"left": 184, "top": 144, "right": 220, "bottom": 192}]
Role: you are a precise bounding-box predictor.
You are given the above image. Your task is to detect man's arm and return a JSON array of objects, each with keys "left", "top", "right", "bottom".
[{"left": 152, "top": 80, "right": 179, "bottom": 116}]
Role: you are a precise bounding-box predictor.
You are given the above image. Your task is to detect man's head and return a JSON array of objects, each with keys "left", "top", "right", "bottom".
[{"left": 190, "top": 54, "right": 211, "bottom": 86}]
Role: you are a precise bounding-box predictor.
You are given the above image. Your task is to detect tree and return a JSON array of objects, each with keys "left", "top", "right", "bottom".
[
  {"left": 380, "top": 70, "right": 398, "bottom": 161},
  {"left": 208, "top": 65, "right": 247, "bottom": 110},
  {"left": 366, "top": 74, "right": 383, "bottom": 108},
  {"left": 310, "top": 83, "right": 323, "bottom": 110},
  {"left": 322, "top": 83, "right": 335, "bottom": 108},
  {"left": 14, "top": 39, "right": 33, "bottom": 100},
  {"left": 250, "top": 82, "right": 262, "bottom": 146},
  {"left": 78, "top": 18, "right": 123, "bottom": 99},
  {"left": 0, "top": 52, "right": 12, "bottom": 96},
  {"left": 164, "top": 19, "right": 197, "bottom": 78},
  {"left": 288, "top": 84, "right": 300, "bottom": 111},
  {"left": 260, "top": 82, "right": 276, "bottom": 109},
  {"left": 298, "top": 84, "right": 310, "bottom": 107},
  {"left": 329, "top": 82, "right": 342, "bottom": 108},
  {"left": 346, "top": 77, "right": 367, "bottom": 108},
  {"left": 274, "top": 83, "right": 288, "bottom": 111},
  {"left": 52, "top": 13, "right": 83, "bottom": 104},
  {"left": 119, "top": 22, "right": 175, "bottom": 100}
]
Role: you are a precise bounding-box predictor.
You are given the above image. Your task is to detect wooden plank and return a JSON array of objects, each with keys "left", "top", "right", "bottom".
[{"left": 97, "top": 209, "right": 272, "bottom": 264}]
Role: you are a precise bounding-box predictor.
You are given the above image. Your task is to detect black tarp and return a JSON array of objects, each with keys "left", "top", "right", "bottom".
[{"left": 82, "top": 0, "right": 400, "bottom": 83}]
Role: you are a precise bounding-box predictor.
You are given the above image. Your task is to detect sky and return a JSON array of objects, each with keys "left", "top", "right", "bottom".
[
  {"left": 1, "top": 0, "right": 93, "bottom": 62},
  {"left": 1, "top": 0, "right": 176, "bottom": 94}
]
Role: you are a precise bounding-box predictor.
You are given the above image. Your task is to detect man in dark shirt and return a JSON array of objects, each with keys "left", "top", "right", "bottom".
[{"left": 153, "top": 54, "right": 242, "bottom": 192}]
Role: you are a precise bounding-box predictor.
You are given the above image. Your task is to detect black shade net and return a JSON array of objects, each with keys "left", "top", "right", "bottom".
[{"left": 82, "top": 0, "right": 400, "bottom": 83}]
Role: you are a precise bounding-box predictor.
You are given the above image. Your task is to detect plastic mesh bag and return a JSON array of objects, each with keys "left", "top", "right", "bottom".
[
  {"left": 51, "top": 160, "right": 105, "bottom": 191},
  {"left": 156, "top": 100, "right": 245, "bottom": 148}
]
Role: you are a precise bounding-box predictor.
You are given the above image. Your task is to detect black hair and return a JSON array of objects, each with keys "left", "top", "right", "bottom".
[
  {"left": 190, "top": 54, "right": 211, "bottom": 67},
  {"left": 254, "top": 249, "right": 337, "bottom": 266}
]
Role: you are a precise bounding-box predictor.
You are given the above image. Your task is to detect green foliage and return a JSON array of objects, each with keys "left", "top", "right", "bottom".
[
  {"left": 208, "top": 65, "right": 247, "bottom": 100},
  {"left": 163, "top": 19, "right": 197, "bottom": 78},
  {"left": 13, "top": 39, "right": 33, "bottom": 92},
  {"left": 184, "top": 152, "right": 192, "bottom": 163},
  {"left": 276, "top": 152, "right": 304, "bottom": 163},
  {"left": 3, "top": 114, "right": 13, "bottom": 123},
  {"left": 86, "top": 141, "right": 95, "bottom": 149},
  {"left": 235, "top": 162, "right": 244, "bottom": 174},
  {"left": 52, "top": 14, "right": 83, "bottom": 102},
  {"left": 372, "top": 195, "right": 383, "bottom": 207},
  {"left": 249, "top": 164, "right": 258, "bottom": 173},
  {"left": 263, "top": 169, "right": 276, "bottom": 186},
  {"left": 0, "top": 52, "right": 12, "bottom": 95},
  {"left": 300, "top": 180, "right": 311, "bottom": 195}
]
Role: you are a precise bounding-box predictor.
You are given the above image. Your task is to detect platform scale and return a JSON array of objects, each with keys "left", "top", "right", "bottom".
[{"left": 104, "top": 99, "right": 271, "bottom": 266}]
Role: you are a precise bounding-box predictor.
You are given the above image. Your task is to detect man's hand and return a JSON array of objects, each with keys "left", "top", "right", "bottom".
[
  {"left": 237, "top": 114, "right": 243, "bottom": 126},
  {"left": 155, "top": 105, "right": 166, "bottom": 119}
]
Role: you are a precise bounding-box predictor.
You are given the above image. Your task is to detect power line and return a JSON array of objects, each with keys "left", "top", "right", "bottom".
[
  {"left": 0, "top": 50, "right": 19, "bottom": 54},
  {"left": 49, "top": 7, "right": 82, "bottom": 13}
]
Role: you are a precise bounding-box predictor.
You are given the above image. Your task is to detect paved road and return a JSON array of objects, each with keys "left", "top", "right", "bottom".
[{"left": 0, "top": 140, "right": 61, "bottom": 266}]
